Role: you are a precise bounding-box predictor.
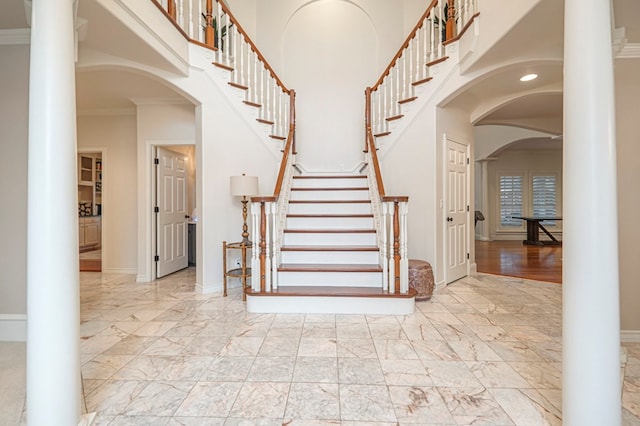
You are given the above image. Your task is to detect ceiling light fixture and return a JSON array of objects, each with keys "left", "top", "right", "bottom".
[{"left": 520, "top": 73, "right": 538, "bottom": 82}]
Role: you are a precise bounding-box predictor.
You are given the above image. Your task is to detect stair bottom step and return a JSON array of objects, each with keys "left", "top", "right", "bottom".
[
  {"left": 247, "top": 286, "right": 415, "bottom": 298},
  {"left": 245, "top": 286, "right": 416, "bottom": 315}
]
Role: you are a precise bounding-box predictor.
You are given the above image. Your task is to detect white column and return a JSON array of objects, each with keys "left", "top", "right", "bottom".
[
  {"left": 477, "top": 158, "right": 494, "bottom": 241},
  {"left": 27, "top": 0, "right": 81, "bottom": 424},
  {"left": 563, "top": 0, "right": 620, "bottom": 424}
]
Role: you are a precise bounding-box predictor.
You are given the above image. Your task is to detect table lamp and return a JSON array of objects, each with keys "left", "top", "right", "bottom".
[{"left": 230, "top": 174, "right": 259, "bottom": 245}]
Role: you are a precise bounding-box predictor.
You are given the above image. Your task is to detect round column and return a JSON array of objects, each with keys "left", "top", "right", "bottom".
[
  {"left": 563, "top": 0, "right": 620, "bottom": 424},
  {"left": 26, "top": 0, "right": 81, "bottom": 424}
]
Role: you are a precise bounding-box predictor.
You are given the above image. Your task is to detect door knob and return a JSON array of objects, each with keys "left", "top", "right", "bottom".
[{"left": 447, "top": 217, "right": 453, "bottom": 222}]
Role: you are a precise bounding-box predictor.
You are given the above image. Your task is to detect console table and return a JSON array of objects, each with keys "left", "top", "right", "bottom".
[
  {"left": 222, "top": 241, "right": 252, "bottom": 300},
  {"left": 512, "top": 216, "right": 563, "bottom": 246}
]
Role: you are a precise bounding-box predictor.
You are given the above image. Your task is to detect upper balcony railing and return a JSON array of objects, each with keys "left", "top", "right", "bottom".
[{"left": 152, "top": 0, "right": 294, "bottom": 141}]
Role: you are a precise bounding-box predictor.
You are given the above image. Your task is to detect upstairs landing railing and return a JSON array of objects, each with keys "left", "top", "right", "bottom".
[
  {"left": 153, "top": 0, "right": 293, "bottom": 141},
  {"left": 367, "top": 0, "right": 478, "bottom": 138},
  {"left": 153, "top": 0, "right": 297, "bottom": 294},
  {"left": 363, "top": 0, "right": 478, "bottom": 295}
]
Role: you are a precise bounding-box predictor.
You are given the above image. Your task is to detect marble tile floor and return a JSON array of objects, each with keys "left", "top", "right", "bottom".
[{"left": 2, "top": 268, "right": 640, "bottom": 425}]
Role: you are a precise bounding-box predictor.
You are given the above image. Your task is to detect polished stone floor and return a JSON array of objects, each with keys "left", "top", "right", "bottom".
[{"left": 2, "top": 268, "right": 640, "bottom": 424}]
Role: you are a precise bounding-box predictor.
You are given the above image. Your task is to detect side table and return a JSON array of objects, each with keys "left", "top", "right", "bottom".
[{"left": 223, "top": 241, "right": 252, "bottom": 301}]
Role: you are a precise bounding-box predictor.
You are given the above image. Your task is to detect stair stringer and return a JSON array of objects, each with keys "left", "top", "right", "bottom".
[
  {"left": 373, "top": 41, "right": 462, "bottom": 158},
  {"left": 189, "top": 43, "right": 285, "bottom": 160}
]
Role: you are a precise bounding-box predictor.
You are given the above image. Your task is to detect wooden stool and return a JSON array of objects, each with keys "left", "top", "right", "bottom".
[{"left": 408, "top": 259, "right": 434, "bottom": 301}]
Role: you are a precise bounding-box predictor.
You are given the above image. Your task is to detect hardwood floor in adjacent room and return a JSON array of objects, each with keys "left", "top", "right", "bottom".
[{"left": 475, "top": 240, "right": 562, "bottom": 284}]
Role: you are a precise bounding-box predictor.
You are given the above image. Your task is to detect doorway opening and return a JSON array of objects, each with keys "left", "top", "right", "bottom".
[
  {"left": 78, "top": 149, "right": 104, "bottom": 272},
  {"left": 153, "top": 144, "right": 196, "bottom": 279}
]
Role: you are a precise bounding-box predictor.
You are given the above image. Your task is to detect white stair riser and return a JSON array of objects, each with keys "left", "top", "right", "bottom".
[
  {"left": 247, "top": 294, "right": 414, "bottom": 314},
  {"left": 277, "top": 271, "right": 382, "bottom": 286},
  {"left": 283, "top": 232, "right": 377, "bottom": 246},
  {"left": 286, "top": 216, "right": 373, "bottom": 230},
  {"left": 290, "top": 190, "right": 369, "bottom": 201},
  {"left": 288, "top": 203, "right": 371, "bottom": 215},
  {"left": 292, "top": 178, "right": 368, "bottom": 188},
  {"left": 281, "top": 250, "right": 379, "bottom": 264}
]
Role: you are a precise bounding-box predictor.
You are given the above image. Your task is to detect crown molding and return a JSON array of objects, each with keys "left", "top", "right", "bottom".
[
  {"left": 617, "top": 43, "right": 640, "bottom": 59},
  {"left": 0, "top": 28, "right": 30, "bottom": 45},
  {"left": 128, "top": 97, "right": 191, "bottom": 106},
  {"left": 77, "top": 108, "right": 137, "bottom": 117}
]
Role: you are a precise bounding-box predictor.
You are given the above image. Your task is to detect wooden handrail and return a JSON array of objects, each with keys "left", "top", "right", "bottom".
[
  {"left": 371, "top": 0, "right": 439, "bottom": 91},
  {"left": 216, "top": 1, "right": 290, "bottom": 94},
  {"left": 365, "top": 88, "right": 386, "bottom": 197},
  {"left": 273, "top": 90, "right": 296, "bottom": 198}
]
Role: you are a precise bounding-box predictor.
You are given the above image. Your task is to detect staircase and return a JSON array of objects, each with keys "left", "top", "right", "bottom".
[{"left": 245, "top": 174, "right": 416, "bottom": 314}]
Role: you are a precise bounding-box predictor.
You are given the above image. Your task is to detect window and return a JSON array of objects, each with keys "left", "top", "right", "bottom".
[
  {"left": 532, "top": 175, "right": 557, "bottom": 225},
  {"left": 499, "top": 175, "right": 523, "bottom": 227}
]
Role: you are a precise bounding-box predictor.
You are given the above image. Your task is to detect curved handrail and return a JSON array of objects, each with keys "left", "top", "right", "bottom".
[
  {"left": 273, "top": 90, "right": 296, "bottom": 198},
  {"left": 216, "top": 1, "right": 289, "bottom": 94},
  {"left": 371, "top": 0, "right": 438, "bottom": 91},
  {"left": 365, "top": 87, "right": 385, "bottom": 197}
]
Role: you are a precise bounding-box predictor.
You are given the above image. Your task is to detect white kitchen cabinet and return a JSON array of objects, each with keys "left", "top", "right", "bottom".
[{"left": 79, "top": 216, "right": 101, "bottom": 251}]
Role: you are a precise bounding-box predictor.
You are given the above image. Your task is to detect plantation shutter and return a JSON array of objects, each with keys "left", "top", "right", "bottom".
[
  {"left": 499, "top": 175, "right": 523, "bottom": 227},
  {"left": 532, "top": 175, "right": 557, "bottom": 224}
]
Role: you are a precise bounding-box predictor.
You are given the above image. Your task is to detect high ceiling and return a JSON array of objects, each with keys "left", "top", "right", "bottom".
[{"left": 1, "top": 0, "right": 639, "bottom": 126}]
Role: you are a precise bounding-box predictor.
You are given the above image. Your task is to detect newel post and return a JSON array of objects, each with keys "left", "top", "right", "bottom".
[
  {"left": 167, "top": 0, "right": 177, "bottom": 20},
  {"left": 445, "top": 0, "right": 456, "bottom": 41},
  {"left": 251, "top": 196, "right": 276, "bottom": 293},
  {"left": 382, "top": 196, "right": 409, "bottom": 294},
  {"left": 204, "top": 0, "right": 214, "bottom": 48}
]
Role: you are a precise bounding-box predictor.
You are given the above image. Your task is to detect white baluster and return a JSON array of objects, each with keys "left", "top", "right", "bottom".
[
  {"left": 400, "top": 201, "right": 409, "bottom": 293},
  {"left": 265, "top": 201, "right": 272, "bottom": 292},
  {"left": 386, "top": 201, "right": 395, "bottom": 293},
  {"left": 250, "top": 201, "right": 260, "bottom": 291},
  {"left": 259, "top": 67, "right": 265, "bottom": 118},
  {"left": 269, "top": 201, "right": 277, "bottom": 290},
  {"left": 381, "top": 201, "right": 389, "bottom": 291},
  {"left": 177, "top": 0, "right": 184, "bottom": 33},
  {"left": 196, "top": 0, "right": 203, "bottom": 42}
]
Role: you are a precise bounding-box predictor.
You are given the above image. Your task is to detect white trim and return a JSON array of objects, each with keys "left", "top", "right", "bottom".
[
  {"left": 621, "top": 330, "right": 640, "bottom": 343},
  {"left": 0, "top": 28, "right": 30, "bottom": 45},
  {"left": 0, "top": 314, "right": 27, "bottom": 342},
  {"left": 616, "top": 43, "right": 640, "bottom": 59},
  {"left": 77, "top": 108, "right": 136, "bottom": 116},
  {"left": 102, "top": 268, "right": 137, "bottom": 274}
]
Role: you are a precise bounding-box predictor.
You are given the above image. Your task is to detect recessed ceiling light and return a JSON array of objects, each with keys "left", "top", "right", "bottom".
[{"left": 520, "top": 73, "right": 538, "bottom": 82}]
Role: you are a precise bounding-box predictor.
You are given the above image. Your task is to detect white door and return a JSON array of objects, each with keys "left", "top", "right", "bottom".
[
  {"left": 445, "top": 138, "right": 469, "bottom": 283},
  {"left": 156, "top": 147, "right": 188, "bottom": 278}
]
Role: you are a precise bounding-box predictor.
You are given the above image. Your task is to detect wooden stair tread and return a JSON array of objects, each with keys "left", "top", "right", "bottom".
[
  {"left": 243, "top": 100, "right": 262, "bottom": 108},
  {"left": 293, "top": 175, "right": 366, "bottom": 179},
  {"left": 246, "top": 286, "right": 416, "bottom": 298},
  {"left": 256, "top": 118, "right": 274, "bottom": 125},
  {"left": 289, "top": 200, "right": 371, "bottom": 204},
  {"left": 291, "top": 187, "right": 368, "bottom": 191},
  {"left": 213, "top": 62, "right": 234, "bottom": 71},
  {"left": 284, "top": 229, "right": 375, "bottom": 233},
  {"left": 386, "top": 114, "right": 404, "bottom": 122},
  {"left": 398, "top": 96, "right": 418, "bottom": 104},
  {"left": 278, "top": 263, "right": 382, "bottom": 272},
  {"left": 228, "top": 82, "right": 248, "bottom": 90},
  {"left": 412, "top": 77, "right": 433, "bottom": 86},
  {"left": 426, "top": 56, "right": 449, "bottom": 67},
  {"left": 374, "top": 131, "right": 391, "bottom": 137},
  {"left": 281, "top": 245, "right": 379, "bottom": 252},
  {"left": 287, "top": 214, "right": 373, "bottom": 218},
  {"left": 269, "top": 135, "right": 286, "bottom": 140}
]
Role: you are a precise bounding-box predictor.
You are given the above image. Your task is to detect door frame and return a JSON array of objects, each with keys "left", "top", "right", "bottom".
[
  {"left": 442, "top": 134, "right": 471, "bottom": 284},
  {"left": 77, "top": 147, "right": 106, "bottom": 268},
  {"left": 137, "top": 139, "right": 194, "bottom": 282}
]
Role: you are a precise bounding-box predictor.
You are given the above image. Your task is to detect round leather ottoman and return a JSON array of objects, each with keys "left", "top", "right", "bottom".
[{"left": 408, "top": 259, "right": 434, "bottom": 301}]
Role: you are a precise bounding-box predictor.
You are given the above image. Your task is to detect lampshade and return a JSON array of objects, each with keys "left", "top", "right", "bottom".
[{"left": 230, "top": 174, "right": 259, "bottom": 197}]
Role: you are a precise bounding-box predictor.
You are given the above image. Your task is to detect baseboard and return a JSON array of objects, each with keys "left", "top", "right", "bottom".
[
  {"left": 102, "top": 268, "right": 137, "bottom": 274},
  {"left": 435, "top": 280, "right": 447, "bottom": 292},
  {"left": 621, "top": 330, "right": 640, "bottom": 343},
  {"left": 469, "top": 262, "right": 478, "bottom": 275},
  {"left": 0, "top": 314, "right": 27, "bottom": 342}
]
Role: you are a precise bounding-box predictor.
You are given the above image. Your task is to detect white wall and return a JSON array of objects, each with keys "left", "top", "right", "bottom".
[
  {"left": 245, "top": 0, "right": 428, "bottom": 171},
  {"left": 77, "top": 114, "right": 138, "bottom": 273},
  {"left": 0, "top": 45, "right": 29, "bottom": 322},
  {"left": 135, "top": 103, "right": 196, "bottom": 282},
  {"left": 615, "top": 59, "right": 640, "bottom": 332}
]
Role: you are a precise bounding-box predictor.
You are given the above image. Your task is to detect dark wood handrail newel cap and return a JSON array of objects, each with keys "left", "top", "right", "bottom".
[
  {"left": 381, "top": 196, "right": 409, "bottom": 203},
  {"left": 251, "top": 196, "right": 277, "bottom": 203}
]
